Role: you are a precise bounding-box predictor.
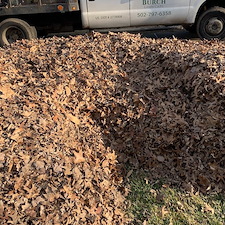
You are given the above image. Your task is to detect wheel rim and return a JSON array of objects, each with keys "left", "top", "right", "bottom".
[
  {"left": 5, "top": 26, "right": 26, "bottom": 44},
  {"left": 205, "top": 17, "right": 224, "bottom": 36}
]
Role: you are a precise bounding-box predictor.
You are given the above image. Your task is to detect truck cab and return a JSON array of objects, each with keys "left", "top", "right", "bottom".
[{"left": 1, "top": 0, "right": 225, "bottom": 45}]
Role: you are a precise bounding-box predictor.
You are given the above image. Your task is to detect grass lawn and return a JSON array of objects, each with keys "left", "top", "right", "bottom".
[{"left": 126, "top": 170, "right": 225, "bottom": 225}]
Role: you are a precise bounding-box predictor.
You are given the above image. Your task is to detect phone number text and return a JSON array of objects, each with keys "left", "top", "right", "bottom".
[{"left": 137, "top": 11, "right": 171, "bottom": 17}]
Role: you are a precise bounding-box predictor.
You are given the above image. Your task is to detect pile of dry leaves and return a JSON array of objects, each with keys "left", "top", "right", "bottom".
[{"left": 0, "top": 32, "right": 224, "bottom": 224}]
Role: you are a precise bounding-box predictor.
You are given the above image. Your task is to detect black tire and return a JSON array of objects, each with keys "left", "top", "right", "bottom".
[
  {"left": 0, "top": 18, "right": 37, "bottom": 46},
  {"left": 183, "top": 24, "right": 196, "bottom": 34},
  {"left": 197, "top": 7, "right": 225, "bottom": 40}
]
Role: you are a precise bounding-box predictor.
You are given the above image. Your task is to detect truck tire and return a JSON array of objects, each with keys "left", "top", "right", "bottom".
[
  {"left": 0, "top": 18, "right": 37, "bottom": 46},
  {"left": 197, "top": 7, "right": 225, "bottom": 40}
]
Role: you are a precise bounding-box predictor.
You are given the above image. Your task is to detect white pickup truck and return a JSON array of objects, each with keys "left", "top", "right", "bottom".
[{"left": 0, "top": 0, "right": 225, "bottom": 45}]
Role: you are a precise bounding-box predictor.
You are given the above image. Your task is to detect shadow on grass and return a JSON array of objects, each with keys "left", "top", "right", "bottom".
[{"left": 88, "top": 33, "right": 225, "bottom": 222}]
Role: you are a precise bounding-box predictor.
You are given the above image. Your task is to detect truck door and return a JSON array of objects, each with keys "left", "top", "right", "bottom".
[
  {"left": 86, "top": 0, "right": 130, "bottom": 28},
  {"left": 130, "top": 0, "right": 191, "bottom": 26}
]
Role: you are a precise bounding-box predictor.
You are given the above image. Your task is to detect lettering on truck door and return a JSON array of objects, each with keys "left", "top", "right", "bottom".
[
  {"left": 130, "top": 0, "right": 191, "bottom": 26},
  {"left": 86, "top": 0, "right": 130, "bottom": 28}
]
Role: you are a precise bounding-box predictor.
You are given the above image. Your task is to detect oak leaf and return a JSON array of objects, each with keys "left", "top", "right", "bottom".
[
  {"left": 73, "top": 152, "right": 85, "bottom": 164},
  {"left": 67, "top": 113, "right": 80, "bottom": 125},
  {"left": 204, "top": 203, "right": 215, "bottom": 214},
  {"left": 0, "top": 84, "right": 15, "bottom": 99}
]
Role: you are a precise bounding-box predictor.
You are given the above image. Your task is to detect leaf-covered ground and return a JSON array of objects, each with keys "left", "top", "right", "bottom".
[{"left": 0, "top": 32, "right": 224, "bottom": 224}]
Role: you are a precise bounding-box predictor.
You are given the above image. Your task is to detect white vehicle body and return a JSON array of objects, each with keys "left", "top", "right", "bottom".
[{"left": 80, "top": 0, "right": 206, "bottom": 28}]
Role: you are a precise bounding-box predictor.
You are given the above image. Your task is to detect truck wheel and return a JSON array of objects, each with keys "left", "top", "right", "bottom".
[
  {"left": 0, "top": 18, "right": 37, "bottom": 46},
  {"left": 197, "top": 7, "right": 225, "bottom": 40}
]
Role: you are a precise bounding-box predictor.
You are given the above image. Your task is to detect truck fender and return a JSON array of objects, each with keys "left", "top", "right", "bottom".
[{"left": 186, "top": 0, "right": 207, "bottom": 24}]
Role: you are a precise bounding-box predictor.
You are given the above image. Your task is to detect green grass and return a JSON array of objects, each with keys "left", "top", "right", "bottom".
[{"left": 126, "top": 171, "right": 225, "bottom": 225}]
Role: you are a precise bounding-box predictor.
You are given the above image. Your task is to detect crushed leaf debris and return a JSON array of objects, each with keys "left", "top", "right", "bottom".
[{"left": 0, "top": 32, "right": 224, "bottom": 224}]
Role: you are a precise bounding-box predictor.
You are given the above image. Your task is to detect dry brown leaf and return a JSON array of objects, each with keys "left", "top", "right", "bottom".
[
  {"left": 161, "top": 206, "right": 169, "bottom": 218},
  {"left": 156, "top": 156, "right": 165, "bottom": 162},
  {"left": 0, "top": 200, "right": 4, "bottom": 216},
  {"left": 0, "top": 137, "right": 5, "bottom": 145},
  {"left": 142, "top": 220, "right": 147, "bottom": 225},
  {"left": 64, "top": 163, "right": 72, "bottom": 175},
  {"left": 67, "top": 113, "right": 80, "bottom": 125},
  {"left": 0, "top": 84, "right": 15, "bottom": 99},
  {"left": 0, "top": 153, "right": 5, "bottom": 161},
  {"left": 10, "top": 127, "right": 24, "bottom": 141},
  {"left": 63, "top": 185, "right": 77, "bottom": 200},
  {"left": 30, "top": 46, "right": 38, "bottom": 52},
  {"left": 65, "top": 86, "right": 71, "bottom": 96},
  {"left": 204, "top": 203, "right": 215, "bottom": 214},
  {"left": 73, "top": 152, "right": 85, "bottom": 164},
  {"left": 35, "top": 160, "right": 45, "bottom": 169}
]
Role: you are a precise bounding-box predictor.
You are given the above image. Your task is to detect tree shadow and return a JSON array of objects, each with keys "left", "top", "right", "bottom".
[
  {"left": 138, "top": 27, "right": 199, "bottom": 40},
  {"left": 89, "top": 32, "right": 225, "bottom": 195}
]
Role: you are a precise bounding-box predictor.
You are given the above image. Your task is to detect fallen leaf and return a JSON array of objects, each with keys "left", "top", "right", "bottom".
[
  {"left": 0, "top": 84, "right": 15, "bottom": 99},
  {"left": 0, "top": 153, "right": 5, "bottom": 161},
  {"left": 161, "top": 206, "right": 169, "bottom": 218},
  {"left": 156, "top": 156, "right": 165, "bottom": 162},
  {"left": 67, "top": 113, "right": 80, "bottom": 125},
  {"left": 204, "top": 203, "right": 214, "bottom": 214},
  {"left": 0, "top": 200, "right": 4, "bottom": 216},
  {"left": 73, "top": 152, "right": 85, "bottom": 164}
]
